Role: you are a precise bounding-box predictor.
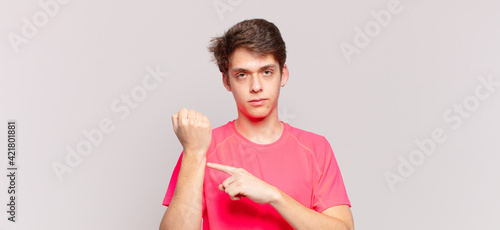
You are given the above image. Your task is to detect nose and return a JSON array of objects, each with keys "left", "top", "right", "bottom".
[{"left": 250, "top": 74, "right": 263, "bottom": 93}]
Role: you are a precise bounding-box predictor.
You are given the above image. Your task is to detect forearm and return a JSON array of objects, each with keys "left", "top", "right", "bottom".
[
  {"left": 160, "top": 152, "right": 206, "bottom": 230},
  {"left": 270, "top": 189, "right": 352, "bottom": 230}
]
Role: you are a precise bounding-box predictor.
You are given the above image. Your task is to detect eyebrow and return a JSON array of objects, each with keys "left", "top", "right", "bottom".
[{"left": 232, "top": 64, "right": 276, "bottom": 74}]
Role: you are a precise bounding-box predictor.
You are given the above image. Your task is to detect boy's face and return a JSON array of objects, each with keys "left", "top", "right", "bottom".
[{"left": 223, "top": 47, "right": 289, "bottom": 121}]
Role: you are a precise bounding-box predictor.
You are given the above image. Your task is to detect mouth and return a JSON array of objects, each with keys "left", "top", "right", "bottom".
[
  {"left": 249, "top": 98, "right": 266, "bottom": 102},
  {"left": 249, "top": 98, "right": 267, "bottom": 106}
]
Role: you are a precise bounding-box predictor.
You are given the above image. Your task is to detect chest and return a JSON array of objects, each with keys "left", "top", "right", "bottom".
[{"left": 205, "top": 145, "right": 316, "bottom": 207}]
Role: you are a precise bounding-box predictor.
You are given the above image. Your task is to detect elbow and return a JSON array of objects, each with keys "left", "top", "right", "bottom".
[
  {"left": 159, "top": 220, "right": 168, "bottom": 230},
  {"left": 159, "top": 207, "right": 171, "bottom": 230},
  {"left": 159, "top": 219, "right": 174, "bottom": 230},
  {"left": 346, "top": 220, "right": 355, "bottom": 230}
]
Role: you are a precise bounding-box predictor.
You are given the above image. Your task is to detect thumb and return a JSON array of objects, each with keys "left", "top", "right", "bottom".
[{"left": 171, "top": 113, "right": 179, "bottom": 133}]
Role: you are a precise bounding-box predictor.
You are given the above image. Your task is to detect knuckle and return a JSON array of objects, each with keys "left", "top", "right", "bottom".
[
  {"left": 196, "top": 119, "right": 203, "bottom": 126},
  {"left": 235, "top": 169, "right": 245, "bottom": 175},
  {"left": 180, "top": 118, "right": 188, "bottom": 126},
  {"left": 237, "top": 182, "right": 245, "bottom": 189},
  {"left": 229, "top": 191, "right": 237, "bottom": 197}
]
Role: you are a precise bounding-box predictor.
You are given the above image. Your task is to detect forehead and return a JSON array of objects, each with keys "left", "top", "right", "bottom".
[{"left": 228, "top": 47, "right": 277, "bottom": 71}]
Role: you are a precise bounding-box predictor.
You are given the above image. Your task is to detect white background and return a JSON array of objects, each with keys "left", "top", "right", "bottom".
[{"left": 1, "top": 0, "right": 499, "bottom": 229}]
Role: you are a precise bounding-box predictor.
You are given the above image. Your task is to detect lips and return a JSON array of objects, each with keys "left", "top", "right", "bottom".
[
  {"left": 249, "top": 98, "right": 267, "bottom": 106},
  {"left": 249, "top": 98, "right": 266, "bottom": 102}
]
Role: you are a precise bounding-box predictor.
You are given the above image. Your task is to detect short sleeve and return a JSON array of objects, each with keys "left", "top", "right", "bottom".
[
  {"left": 312, "top": 138, "right": 351, "bottom": 212},
  {"left": 162, "top": 151, "right": 206, "bottom": 213}
]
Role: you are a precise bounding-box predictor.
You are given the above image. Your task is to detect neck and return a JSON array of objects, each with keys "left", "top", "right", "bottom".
[{"left": 234, "top": 110, "right": 283, "bottom": 145}]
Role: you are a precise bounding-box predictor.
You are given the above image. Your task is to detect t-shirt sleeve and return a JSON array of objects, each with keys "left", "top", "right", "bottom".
[
  {"left": 312, "top": 137, "right": 351, "bottom": 213},
  {"left": 161, "top": 151, "right": 206, "bottom": 212},
  {"left": 162, "top": 151, "right": 183, "bottom": 207}
]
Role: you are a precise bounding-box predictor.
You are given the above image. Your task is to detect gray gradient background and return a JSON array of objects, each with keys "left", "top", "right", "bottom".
[{"left": 1, "top": 0, "right": 500, "bottom": 229}]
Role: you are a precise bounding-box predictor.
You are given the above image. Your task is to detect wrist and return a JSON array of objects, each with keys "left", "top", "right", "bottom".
[
  {"left": 183, "top": 148, "right": 207, "bottom": 157},
  {"left": 182, "top": 150, "right": 207, "bottom": 164},
  {"left": 269, "top": 186, "right": 284, "bottom": 207}
]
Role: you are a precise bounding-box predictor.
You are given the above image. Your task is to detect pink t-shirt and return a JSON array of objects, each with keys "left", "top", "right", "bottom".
[{"left": 163, "top": 120, "right": 351, "bottom": 229}]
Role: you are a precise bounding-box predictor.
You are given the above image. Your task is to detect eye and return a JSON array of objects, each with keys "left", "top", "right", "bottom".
[
  {"left": 236, "top": 73, "right": 246, "bottom": 78},
  {"left": 263, "top": 70, "right": 272, "bottom": 76}
]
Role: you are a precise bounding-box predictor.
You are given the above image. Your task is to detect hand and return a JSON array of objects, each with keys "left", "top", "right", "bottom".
[
  {"left": 171, "top": 108, "right": 212, "bottom": 158},
  {"left": 206, "top": 162, "right": 280, "bottom": 204}
]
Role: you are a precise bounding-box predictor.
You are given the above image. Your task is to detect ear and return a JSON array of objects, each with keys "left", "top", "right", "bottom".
[
  {"left": 280, "top": 64, "right": 289, "bottom": 87},
  {"left": 222, "top": 73, "right": 232, "bottom": 92}
]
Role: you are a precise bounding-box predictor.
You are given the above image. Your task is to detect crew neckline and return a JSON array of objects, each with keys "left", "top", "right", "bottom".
[{"left": 229, "top": 119, "right": 289, "bottom": 149}]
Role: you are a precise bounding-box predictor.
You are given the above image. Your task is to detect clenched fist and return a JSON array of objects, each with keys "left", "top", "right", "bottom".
[{"left": 171, "top": 108, "right": 212, "bottom": 158}]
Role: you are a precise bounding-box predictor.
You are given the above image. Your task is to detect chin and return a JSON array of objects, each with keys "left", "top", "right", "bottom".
[
  {"left": 245, "top": 111, "right": 271, "bottom": 121},
  {"left": 239, "top": 104, "right": 273, "bottom": 119}
]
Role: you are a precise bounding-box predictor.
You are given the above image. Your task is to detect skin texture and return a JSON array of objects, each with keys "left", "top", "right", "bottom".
[
  {"left": 160, "top": 47, "right": 354, "bottom": 230},
  {"left": 159, "top": 108, "right": 211, "bottom": 230},
  {"left": 222, "top": 47, "right": 289, "bottom": 145}
]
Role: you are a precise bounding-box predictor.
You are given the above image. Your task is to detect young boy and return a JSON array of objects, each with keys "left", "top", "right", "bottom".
[{"left": 159, "top": 19, "right": 354, "bottom": 230}]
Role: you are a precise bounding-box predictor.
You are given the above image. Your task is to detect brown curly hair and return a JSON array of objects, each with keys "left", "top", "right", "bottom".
[{"left": 208, "top": 19, "right": 287, "bottom": 76}]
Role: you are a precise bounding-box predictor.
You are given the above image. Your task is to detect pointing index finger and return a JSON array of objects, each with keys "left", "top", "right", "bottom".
[{"left": 207, "top": 162, "right": 237, "bottom": 175}]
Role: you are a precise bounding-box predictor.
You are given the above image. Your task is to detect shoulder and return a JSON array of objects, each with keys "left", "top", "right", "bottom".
[
  {"left": 286, "top": 122, "right": 329, "bottom": 148},
  {"left": 206, "top": 120, "right": 236, "bottom": 152},
  {"left": 287, "top": 123, "right": 338, "bottom": 171},
  {"left": 212, "top": 120, "right": 233, "bottom": 138}
]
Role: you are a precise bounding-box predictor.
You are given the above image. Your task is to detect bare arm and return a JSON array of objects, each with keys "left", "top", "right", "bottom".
[
  {"left": 159, "top": 108, "right": 212, "bottom": 230},
  {"left": 270, "top": 190, "right": 354, "bottom": 230},
  {"left": 159, "top": 152, "right": 206, "bottom": 230},
  {"left": 206, "top": 162, "right": 354, "bottom": 230}
]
